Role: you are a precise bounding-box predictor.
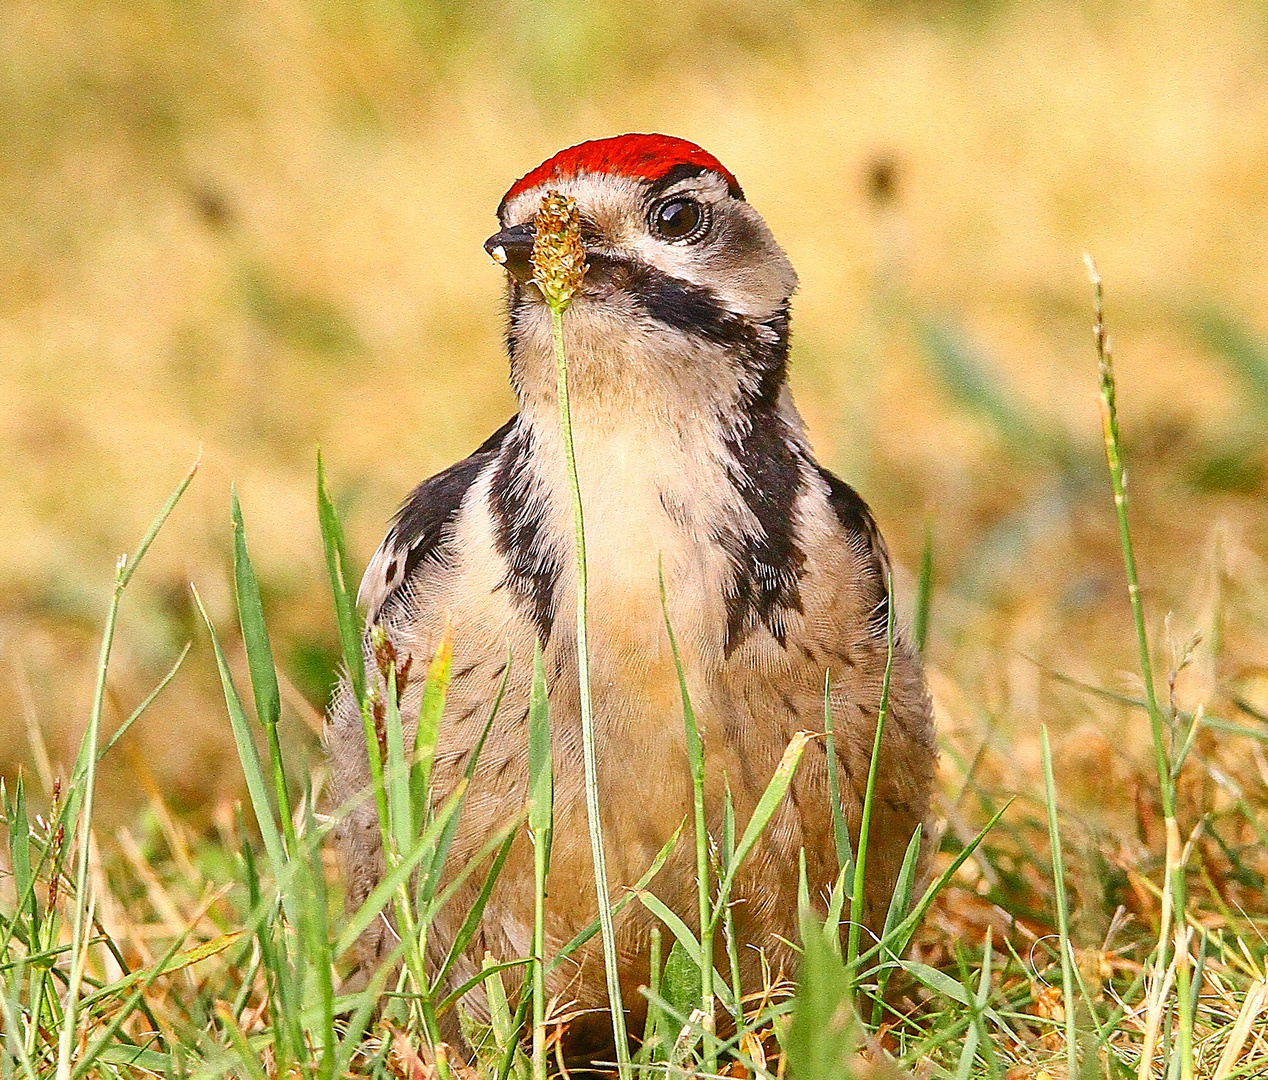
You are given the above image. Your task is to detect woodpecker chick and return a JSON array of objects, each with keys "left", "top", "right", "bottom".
[{"left": 328, "top": 133, "right": 937, "bottom": 1063}]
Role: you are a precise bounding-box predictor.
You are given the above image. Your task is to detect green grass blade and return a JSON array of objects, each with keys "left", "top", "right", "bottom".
[
  {"left": 191, "top": 585, "right": 290, "bottom": 897},
  {"left": 636, "top": 889, "right": 701, "bottom": 969},
  {"left": 216, "top": 1004, "right": 270, "bottom": 1080},
  {"left": 1042, "top": 726, "right": 1077, "bottom": 1080},
  {"left": 438, "top": 959, "right": 533, "bottom": 1016},
  {"left": 0, "top": 972, "right": 40, "bottom": 1080},
  {"left": 412, "top": 628, "right": 453, "bottom": 829},
  {"left": 96, "top": 642, "right": 190, "bottom": 765},
  {"left": 870, "top": 823, "right": 923, "bottom": 1025},
  {"left": 527, "top": 640, "right": 552, "bottom": 1080},
  {"left": 425, "top": 812, "right": 524, "bottom": 924},
  {"left": 656, "top": 940, "right": 702, "bottom": 1057},
  {"left": 527, "top": 641, "right": 553, "bottom": 861},
  {"left": 709, "top": 731, "right": 811, "bottom": 936},
  {"left": 232, "top": 489, "right": 296, "bottom": 860},
  {"left": 549, "top": 290, "right": 629, "bottom": 1074},
  {"left": 483, "top": 958, "right": 531, "bottom": 1080},
  {"left": 635, "top": 892, "right": 734, "bottom": 1013},
  {"left": 640, "top": 927, "right": 663, "bottom": 1067},
  {"left": 881, "top": 823, "right": 922, "bottom": 949},
  {"left": 118, "top": 452, "right": 201, "bottom": 590},
  {"left": 848, "top": 574, "right": 895, "bottom": 968},
  {"left": 951, "top": 931, "right": 989, "bottom": 1080},
  {"left": 382, "top": 657, "right": 412, "bottom": 853},
  {"left": 56, "top": 455, "right": 198, "bottom": 1080},
  {"left": 786, "top": 911, "right": 859, "bottom": 1079},
  {"left": 822, "top": 672, "right": 855, "bottom": 877},
  {"left": 852, "top": 799, "right": 1012, "bottom": 975},
  {"left": 332, "top": 780, "right": 469, "bottom": 959},
  {"left": 231, "top": 487, "right": 282, "bottom": 732},
  {"left": 431, "top": 826, "right": 517, "bottom": 995},
  {"left": 547, "top": 821, "right": 683, "bottom": 975},
  {"left": 719, "top": 784, "right": 745, "bottom": 1028},
  {"left": 797, "top": 848, "right": 810, "bottom": 919},
  {"left": 300, "top": 796, "right": 336, "bottom": 1080},
  {"left": 913, "top": 524, "right": 934, "bottom": 655},
  {"left": 658, "top": 561, "right": 713, "bottom": 1058},
  {"left": 417, "top": 650, "right": 508, "bottom": 911},
  {"left": 7, "top": 777, "right": 33, "bottom": 930},
  {"left": 316, "top": 450, "right": 365, "bottom": 705},
  {"left": 823, "top": 862, "right": 851, "bottom": 952}
]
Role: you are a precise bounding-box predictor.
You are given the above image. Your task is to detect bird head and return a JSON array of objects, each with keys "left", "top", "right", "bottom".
[{"left": 486, "top": 134, "right": 798, "bottom": 416}]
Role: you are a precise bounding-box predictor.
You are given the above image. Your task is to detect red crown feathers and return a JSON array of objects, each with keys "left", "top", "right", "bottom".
[{"left": 499, "top": 134, "right": 744, "bottom": 216}]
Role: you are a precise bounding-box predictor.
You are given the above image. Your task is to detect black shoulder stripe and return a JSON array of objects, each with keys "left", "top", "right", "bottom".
[
  {"left": 390, "top": 416, "right": 516, "bottom": 585},
  {"left": 719, "top": 409, "right": 807, "bottom": 654},
  {"left": 489, "top": 424, "right": 562, "bottom": 646},
  {"left": 814, "top": 464, "right": 891, "bottom": 639}
]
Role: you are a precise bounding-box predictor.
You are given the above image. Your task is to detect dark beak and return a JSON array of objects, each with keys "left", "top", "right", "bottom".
[{"left": 484, "top": 223, "right": 536, "bottom": 283}]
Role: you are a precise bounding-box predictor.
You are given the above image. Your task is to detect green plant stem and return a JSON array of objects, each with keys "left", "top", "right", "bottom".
[
  {"left": 550, "top": 302, "right": 631, "bottom": 1075},
  {"left": 847, "top": 577, "right": 895, "bottom": 970},
  {"left": 529, "top": 643, "right": 552, "bottom": 1080},
  {"left": 55, "top": 560, "right": 120, "bottom": 1080},
  {"left": 822, "top": 673, "right": 852, "bottom": 876},
  {"left": 1089, "top": 261, "right": 1170, "bottom": 817},
  {"left": 1087, "top": 256, "right": 1191, "bottom": 1080},
  {"left": 658, "top": 563, "right": 715, "bottom": 1070},
  {"left": 56, "top": 455, "right": 198, "bottom": 1080},
  {"left": 1041, "top": 727, "right": 1077, "bottom": 1080}
]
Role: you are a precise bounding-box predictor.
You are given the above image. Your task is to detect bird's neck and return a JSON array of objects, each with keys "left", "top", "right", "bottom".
[
  {"left": 502, "top": 333, "right": 812, "bottom": 658},
  {"left": 505, "top": 288, "right": 793, "bottom": 432}
]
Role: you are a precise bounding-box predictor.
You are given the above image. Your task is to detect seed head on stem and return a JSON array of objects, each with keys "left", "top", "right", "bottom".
[
  {"left": 531, "top": 187, "right": 631, "bottom": 1073},
  {"left": 531, "top": 191, "right": 588, "bottom": 314}
]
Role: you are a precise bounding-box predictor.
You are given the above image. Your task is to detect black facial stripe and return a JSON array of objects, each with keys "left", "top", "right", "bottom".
[
  {"left": 718, "top": 409, "right": 807, "bottom": 655},
  {"left": 387, "top": 418, "right": 516, "bottom": 601},
  {"left": 815, "top": 464, "right": 891, "bottom": 639},
  {"left": 489, "top": 424, "right": 562, "bottom": 645},
  {"left": 584, "top": 255, "right": 789, "bottom": 405}
]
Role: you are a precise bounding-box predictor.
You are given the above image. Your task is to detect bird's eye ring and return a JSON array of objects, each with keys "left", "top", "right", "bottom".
[{"left": 650, "top": 196, "right": 710, "bottom": 243}]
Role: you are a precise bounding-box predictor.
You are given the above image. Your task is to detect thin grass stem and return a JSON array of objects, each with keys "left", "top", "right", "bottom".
[
  {"left": 55, "top": 456, "right": 198, "bottom": 1080},
  {"left": 1041, "top": 726, "right": 1077, "bottom": 1080},
  {"left": 528, "top": 642, "right": 553, "bottom": 1080},
  {"left": 822, "top": 672, "right": 853, "bottom": 877},
  {"left": 847, "top": 573, "right": 896, "bottom": 969},
  {"left": 1085, "top": 255, "right": 1190, "bottom": 1080},
  {"left": 549, "top": 297, "right": 630, "bottom": 1074},
  {"left": 1086, "top": 256, "right": 1170, "bottom": 812},
  {"left": 658, "top": 563, "right": 715, "bottom": 1068}
]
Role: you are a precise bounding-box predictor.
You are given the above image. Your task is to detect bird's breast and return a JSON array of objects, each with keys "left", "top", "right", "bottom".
[{"left": 563, "top": 425, "right": 733, "bottom": 663}]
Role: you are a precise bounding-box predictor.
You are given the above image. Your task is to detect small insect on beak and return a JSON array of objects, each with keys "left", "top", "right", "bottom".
[{"left": 484, "top": 223, "right": 536, "bottom": 284}]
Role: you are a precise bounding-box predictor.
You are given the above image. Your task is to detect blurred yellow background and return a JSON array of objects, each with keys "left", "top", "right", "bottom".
[{"left": 3, "top": 0, "right": 1266, "bottom": 823}]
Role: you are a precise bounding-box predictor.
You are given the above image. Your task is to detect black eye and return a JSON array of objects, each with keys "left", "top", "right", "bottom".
[{"left": 651, "top": 197, "right": 708, "bottom": 242}]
